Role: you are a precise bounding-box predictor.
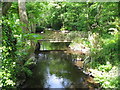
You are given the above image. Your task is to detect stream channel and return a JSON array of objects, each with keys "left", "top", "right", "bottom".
[{"left": 22, "top": 41, "right": 100, "bottom": 89}]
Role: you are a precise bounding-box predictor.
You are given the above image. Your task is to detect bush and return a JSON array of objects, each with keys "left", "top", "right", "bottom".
[{"left": 35, "top": 26, "right": 45, "bottom": 33}]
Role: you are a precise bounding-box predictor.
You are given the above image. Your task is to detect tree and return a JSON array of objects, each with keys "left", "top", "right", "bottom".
[
  {"left": 18, "top": 0, "right": 29, "bottom": 33},
  {"left": 2, "top": 2, "right": 12, "bottom": 15}
]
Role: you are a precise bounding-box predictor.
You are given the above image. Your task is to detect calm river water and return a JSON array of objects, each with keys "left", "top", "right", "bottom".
[{"left": 22, "top": 42, "right": 99, "bottom": 89}]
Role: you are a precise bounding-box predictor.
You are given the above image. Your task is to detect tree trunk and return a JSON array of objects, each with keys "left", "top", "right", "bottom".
[
  {"left": 2, "top": 2, "right": 12, "bottom": 15},
  {"left": 86, "top": 2, "right": 91, "bottom": 31},
  {"left": 31, "top": 23, "right": 36, "bottom": 33},
  {"left": 18, "top": 0, "right": 37, "bottom": 52},
  {"left": 18, "top": 0, "right": 29, "bottom": 33}
]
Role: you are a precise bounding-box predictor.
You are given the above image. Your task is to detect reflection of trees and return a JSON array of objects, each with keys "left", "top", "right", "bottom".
[
  {"left": 48, "top": 51, "right": 86, "bottom": 88},
  {"left": 23, "top": 53, "right": 49, "bottom": 88},
  {"left": 25, "top": 51, "right": 89, "bottom": 88},
  {"left": 50, "top": 42, "right": 70, "bottom": 50},
  {"left": 41, "top": 42, "right": 70, "bottom": 50},
  {"left": 37, "top": 59, "right": 48, "bottom": 87}
]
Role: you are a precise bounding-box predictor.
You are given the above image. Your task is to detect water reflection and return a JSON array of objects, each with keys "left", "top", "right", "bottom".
[
  {"left": 23, "top": 51, "right": 93, "bottom": 88},
  {"left": 40, "top": 42, "right": 70, "bottom": 50}
]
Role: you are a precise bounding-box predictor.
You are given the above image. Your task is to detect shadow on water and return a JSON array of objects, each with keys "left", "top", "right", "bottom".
[{"left": 22, "top": 50, "right": 99, "bottom": 89}]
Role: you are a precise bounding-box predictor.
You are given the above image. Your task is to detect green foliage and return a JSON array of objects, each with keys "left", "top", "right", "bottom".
[
  {"left": 93, "top": 66, "right": 119, "bottom": 88},
  {"left": 22, "top": 67, "right": 32, "bottom": 77},
  {"left": 2, "top": 2, "right": 119, "bottom": 89},
  {"left": 98, "top": 63, "right": 112, "bottom": 72},
  {"left": 17, "top": 2, "right": 119, "bottom": 32},
  {"left": 2, "top": 24, "right": 17, "bottom": 87},
  {"left": 96, "top": 33, "right": 118, "bottom": 65},
  {"left": 24, "top": 56, "right": 36, "bottom": 67},
  {"left": 2, "top": 2, "right": 42, "bottom": 87},
  {"left": 24, "top": 33, "right": 42, "bottom": 42},
  {"left": 69, "top": 26, "right": 119, "bottom": 89},
  {"left": 88, "top": 31, "right": 119, "bottom": 88}
]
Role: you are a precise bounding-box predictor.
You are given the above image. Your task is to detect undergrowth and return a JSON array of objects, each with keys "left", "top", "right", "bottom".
[{"left": 69, "top": 29, "right": 119, "bottom": 88}]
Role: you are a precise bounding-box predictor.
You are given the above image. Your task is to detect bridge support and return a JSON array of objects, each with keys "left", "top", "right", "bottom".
[{"left": 35, "top": 42, "right": 40, "bottom": 51}]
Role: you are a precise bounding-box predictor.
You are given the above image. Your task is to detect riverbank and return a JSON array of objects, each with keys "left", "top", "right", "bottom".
[{"left": 68, "top": 31, "right": 120, "bottom": 88}]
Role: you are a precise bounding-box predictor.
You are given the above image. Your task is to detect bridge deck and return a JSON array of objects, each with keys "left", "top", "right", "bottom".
[{"left": 38, "top": 39, "right": 72, "bottom": 43}]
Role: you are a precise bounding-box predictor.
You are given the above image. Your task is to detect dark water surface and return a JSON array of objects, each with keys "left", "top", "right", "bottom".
[{"left": 22, "top": 50, "right": 97, "bottom": 88}]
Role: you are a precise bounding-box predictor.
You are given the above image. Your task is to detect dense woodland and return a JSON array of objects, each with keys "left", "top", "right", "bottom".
[{"left": 1, "top": 1, "right": 120, "bottom": 89}]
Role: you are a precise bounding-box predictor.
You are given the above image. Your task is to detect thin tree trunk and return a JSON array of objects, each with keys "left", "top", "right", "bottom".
[
  {"left": 86, "top": 2, "right": 91, "bottom": 31},
  {"left": 2, "top": 2, "right": 12, "bottom": 15}
]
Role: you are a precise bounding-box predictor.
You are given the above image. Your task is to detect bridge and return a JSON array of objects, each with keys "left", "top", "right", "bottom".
[
  {"left": 38, "top": 39, "right": 72, "bottom": 43},
  {"left": 38, "top": 30, "right": 73, "bottom": 43},
  {"left": 35, "top": 30, "right": 73, "bottom": 51}
]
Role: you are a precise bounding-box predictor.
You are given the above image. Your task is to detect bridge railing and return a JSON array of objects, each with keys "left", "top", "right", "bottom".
[{"left": 38, "top": 30, "right": 88, "bottom": 42}]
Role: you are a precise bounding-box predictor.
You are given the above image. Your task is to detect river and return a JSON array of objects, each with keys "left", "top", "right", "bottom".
[{"left": 22, "top": 42, "right": 100, "bottom": 89}]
